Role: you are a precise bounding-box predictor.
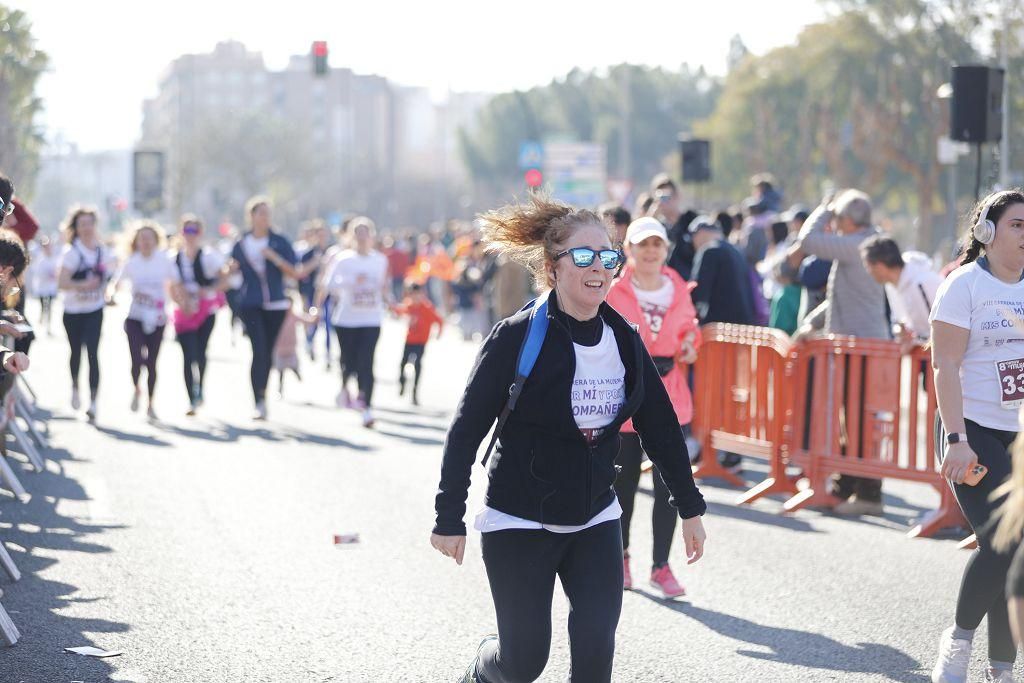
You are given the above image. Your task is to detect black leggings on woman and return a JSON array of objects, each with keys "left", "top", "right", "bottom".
[
  {"left": 614, "top": 431, "right": 678, "bottom": 568},
  {"left": 475, "top": 520, "right": 623, "bottom": 683},
  {"left": 937, "top": 416, "right": 1020, "bottom": 664},
  {"left": 335, "top": 326, "right": 380, "bottom": 405},
  {"left": 238, "top": 308, "right": 286, "bottom": 403},
  {"left": 177, "top": 315, "right": 215, "bottom": 402},
  {"left": 124, "top": 319, "right": 165, "bottom": 398},
  {"left": 63, "top": 309, "right": 103, "bottom": 396}
]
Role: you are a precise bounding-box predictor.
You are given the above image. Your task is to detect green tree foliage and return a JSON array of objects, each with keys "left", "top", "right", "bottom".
[
  {"left": 0, "top": 5, "right": 48, "bottom": 197},
  {"left": 458, "top": 64, "right": 719, "bottom": 204},
  {"left": 696, "top": 0, "right": 992, "bottom": 249}
]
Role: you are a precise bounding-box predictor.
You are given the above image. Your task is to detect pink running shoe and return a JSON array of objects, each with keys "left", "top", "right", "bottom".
[
  {"left": 649, "top": 564, "right": 686, "bottom": 599},
  {"left": 623, "top": 554, "right": 632, "bottom": 591}
]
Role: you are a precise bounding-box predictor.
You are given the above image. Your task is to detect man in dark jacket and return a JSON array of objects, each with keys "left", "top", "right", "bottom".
[
  {"left": 649, "top": 174, "right": 698, "bottom": 281},
  {"left": 689, "top": 215, "right": 755, "bottom": 325}
]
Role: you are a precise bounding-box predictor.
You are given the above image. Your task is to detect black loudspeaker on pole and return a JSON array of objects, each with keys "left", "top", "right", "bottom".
[{"left": 679, "top": 138, "right": 711, "bottom": 183}]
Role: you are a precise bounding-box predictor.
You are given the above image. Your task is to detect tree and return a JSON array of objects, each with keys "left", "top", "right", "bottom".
[
  {"left": 697, "top": 0, "right": 997, "bottom": 250},
  {"left": 457, "top": 64, "right": 720, "bottom": 205},
  {"left": 0, "top": 5, "right": 48, "bottom": 197}
]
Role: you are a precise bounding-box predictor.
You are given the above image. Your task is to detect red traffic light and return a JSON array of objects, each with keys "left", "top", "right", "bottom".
[
  {"left": 312, "top": 41, "right": 328, "bottom": 58},
  {"left": 524, "top": 168, "right": 543, "bottom": 188}
]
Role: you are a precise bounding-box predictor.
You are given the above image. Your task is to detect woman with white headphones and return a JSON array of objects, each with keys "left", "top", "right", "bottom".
[{"left": 930, "top": 188, "right": 1024, "bottom": 683}]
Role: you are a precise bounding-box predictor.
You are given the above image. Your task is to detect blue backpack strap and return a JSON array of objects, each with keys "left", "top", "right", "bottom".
[{"left": 481, "top": 291, "right": 549, "bottom": 466}]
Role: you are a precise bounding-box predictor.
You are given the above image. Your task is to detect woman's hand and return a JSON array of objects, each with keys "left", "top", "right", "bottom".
[
  {"left": 3, "top": 352, "right": 29, "bottom": 374},
  {"left": 0, "top": 321, "right": 25, "bottom": 340},
  {"left": 941, "top": 442, "right": 979, "bottom": 485},
  {"left": 681, "top": 516, "right": 706, "bottom": 565},
  {"left": 430, "top": 533, "right": 466, "bottom": 565},
  {"left": 678, "top": 332, "right": 698, "bottom": 365}
]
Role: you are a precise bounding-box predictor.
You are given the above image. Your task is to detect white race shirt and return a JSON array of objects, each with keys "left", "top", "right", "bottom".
[
  {"left": 59, "top": 241, "right": 116, "bottom": 314},
  {"left": 633, "top": 276, "right": 675, "bottom": 341},
  {"left": 475, "top": 321, "right": 625, "bottom": 533},
  {"left": 930, "top": 260, "right": 1024, "bottom": 431},
  {"left": 117, "top": 251, "right": 180, "bottom": 330},
  {"left": 325, "top": 249, "right": 389, "bottom": 328},
  {"left": 176, "top": 247, "right": 225, "bottom": 298}
]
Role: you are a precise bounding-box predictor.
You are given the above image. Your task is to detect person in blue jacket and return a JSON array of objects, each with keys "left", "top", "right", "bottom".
[{"left": 228, "top": 196, "right": 315, "bottom": 420}]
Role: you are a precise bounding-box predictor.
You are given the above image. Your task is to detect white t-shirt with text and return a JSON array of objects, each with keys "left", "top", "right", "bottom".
[
  {"left": 475, "top": 322, "right": 625, "bottom": 533},
  {"left": 634, "top": 276, "right": 675, "bottom": 341},
  {"left": 325, "top": 249, "right": 389, "bottom": 328},
  {"left": 930, "top": 260, "right": 1024, "bottom": 431},
  {"left": 117, "top": 250, "right": 180, "bottom": 329},
  {"left": 59, "top": 241, "right": 116, "bottom": 315}
]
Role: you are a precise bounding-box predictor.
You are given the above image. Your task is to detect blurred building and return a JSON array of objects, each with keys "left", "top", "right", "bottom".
[
  {"left": 30, "top": 139, "right": 132, "bottom": 238},
  {"left": 139, "top": 41, "right": 489, "bottom": 231}
]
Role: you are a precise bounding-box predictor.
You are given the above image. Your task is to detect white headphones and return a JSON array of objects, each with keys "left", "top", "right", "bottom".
[{"left": 973, "top": 191, "right": 1010, "bottom": 245}]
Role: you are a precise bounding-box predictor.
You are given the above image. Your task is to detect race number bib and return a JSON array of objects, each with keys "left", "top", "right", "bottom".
[{"left": 996, "top": 358, "right": 1024, "bottom": 408}]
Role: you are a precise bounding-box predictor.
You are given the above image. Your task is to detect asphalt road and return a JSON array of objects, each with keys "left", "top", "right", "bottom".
[{"left": 0, "top": 301, "right": 1013, "bottom": 682}]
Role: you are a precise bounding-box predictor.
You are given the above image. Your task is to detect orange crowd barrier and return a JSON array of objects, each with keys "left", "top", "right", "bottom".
[
  {"left": 691, "top": 324, "right": 800, "bottom": 498},
  {"left": 691, "top": 327, "right": 969, "bottom": 539}
]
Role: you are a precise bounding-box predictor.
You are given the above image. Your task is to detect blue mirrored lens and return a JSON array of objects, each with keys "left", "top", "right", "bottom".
[
  {"left": 598, "top": 250, "right": 621, "bottom": 269},
  {"left": 570, "top": 249, "right": 595, "bottom": 267}
]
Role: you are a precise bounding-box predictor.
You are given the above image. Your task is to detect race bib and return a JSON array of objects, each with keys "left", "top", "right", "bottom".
[{"left": 996, "top": 358, "right": 1024, "bottom": 408}]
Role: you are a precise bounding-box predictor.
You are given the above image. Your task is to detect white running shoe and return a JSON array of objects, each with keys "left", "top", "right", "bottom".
[
  {"left": 146, "top": 404, "right": 157, "bottom": 421},
  {"left": 71, "top": 388, "right": 81, "bottom": 411},
  {"left": 254, "top": 401, "right": 268, "bottom": 421},
  {"left": 335, "top": 387, "right": 351, "bottom": 408},
  {"left": 86, "top": 400, "right": 97, "bottom": 422},
  {"left": 931, "top": 627, "right": 972, "bottom": 683},
  {"left": 362, "top": 408, "right": 374, "bottom": 428},
  {"left": 986, "top": 668, "right": 1016, "bottom": 682},
  {"left": 130, "top": 390, "right": 141, "bottom": 413}
]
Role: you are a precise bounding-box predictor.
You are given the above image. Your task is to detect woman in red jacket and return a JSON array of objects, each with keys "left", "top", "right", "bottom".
[{"left": 606, "top": 216, "right": 700, "bottom": 599}]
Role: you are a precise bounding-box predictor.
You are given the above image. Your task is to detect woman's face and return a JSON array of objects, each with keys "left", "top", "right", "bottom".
[
  {"left": 183, "top": 222, "right": 203, "bottom": 247},
  {"left": 251, "top": 204, "right": 272, "bottom": 230},
  {"left": 76, "top": 214, "right": 97, "bottom": 242},
  {"left": 136, "top": 228, "right": 158, "bottom": 255},
  {"left": 354, "top": 225, "right": 372, "bottom": 250},
  {"left": 626, "top": 236, "right": 668, "bottom": 275},
  {"left": 551, "top": 222, "right": 615, "bottom": 314},
  {"left": 989, "top": 202, "right": 1024, "bottom": 265}
]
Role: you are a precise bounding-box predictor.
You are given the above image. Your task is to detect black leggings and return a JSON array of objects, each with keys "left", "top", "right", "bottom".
[
  {"left": 937, "top": 416, "right": 1020, "bottom": 663},
  {"left": 177, "top": 315, "right": 215, "bottom": 402},
  {"left": 476, "top": 520, "right": 623, "bottom": 683},
  {"left": 335, "top": 326, "right": 380, "bottom": 405},
  {"left": 63, "top": 309, "right": 103, "bottom": 395},
  {"left": 399, "top": 343, "right": 425, "bottom": 394},
  {"left": 124, "top": 319, "right": 165, "bottom": 398},
  {"left": 614, "top": 431, "right": 678, "bottom": 567},
  {"left": 238, "top": 308, "right": 286, "bottom": 403}
]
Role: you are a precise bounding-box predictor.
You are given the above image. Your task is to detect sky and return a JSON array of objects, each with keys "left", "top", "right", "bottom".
[{"left": 10, "top": 0, "right": 827, "bottom": 152}]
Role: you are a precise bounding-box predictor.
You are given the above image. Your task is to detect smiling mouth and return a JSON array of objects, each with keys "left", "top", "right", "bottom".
[{"left": 584, "top": 281, "right": 604, "bottom": 289}]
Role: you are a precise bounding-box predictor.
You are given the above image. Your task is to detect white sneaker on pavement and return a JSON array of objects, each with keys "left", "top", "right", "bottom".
[
  {"left": 932, "top": 627, "right": 972, "bottom": 683},
  {"left": 71, "top": 388, "right": 81, "bottom": 411},
  {"left": 986, "top": 668, "right": 1016, "bottom": 682},
  {"left": 86, "top": 399, "right": 97, "bottom": 422},
  {"left": 362, "top": 408, "right": 374, "bottom": 428},
  {"left": 254, "top": 401, "right": 268, "bottom": 421}
]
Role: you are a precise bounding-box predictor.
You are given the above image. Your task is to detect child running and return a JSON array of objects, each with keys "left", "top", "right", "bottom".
[{"left": 393, "top": 282, "right": 443, "bottom": 406}]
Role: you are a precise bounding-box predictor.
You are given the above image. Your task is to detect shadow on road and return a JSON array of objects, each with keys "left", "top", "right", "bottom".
[
  {"left": 92, "top": 424, "right": 171, "bottom": 448},
  {"left": 641, "top": 599, "right": 927, "bottom": 682},
  {"left": 372, "top": 427, "right": 445, "bottom": 447},
  {"left": 0, "top": 446, "right": 127, "bottom": 681}
]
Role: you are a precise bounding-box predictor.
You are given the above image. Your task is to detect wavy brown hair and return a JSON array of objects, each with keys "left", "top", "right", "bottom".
[
  {"left": 478, "top": 193, "right": 607, "bottom": 289},
  {"left": 61, "top": 205, "right": 100, "bottom": 243},
  {"left": 959, "top": 188, "right": 1024, "bottom": 266}
]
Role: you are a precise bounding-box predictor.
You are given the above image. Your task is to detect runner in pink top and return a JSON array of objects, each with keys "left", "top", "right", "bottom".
[{"left": 606, "top": 216, "right": 701, "bottom": 599}]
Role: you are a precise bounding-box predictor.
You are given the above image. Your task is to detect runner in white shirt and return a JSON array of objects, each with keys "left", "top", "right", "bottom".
[
  {"left": 28, "top": 235, "right": 61, "bottom": 335},
  {"left": 929, "top": 189, "right": 1024, "bottom": 683},
  {"left": 57, "top": 207, "right": 117, "bottom": 421},
  {"left": 112, "top": 222, "right": 184, "bottom": 420},
  {"left": 315, "top": 216, "right": 389, "bottom": 427}
]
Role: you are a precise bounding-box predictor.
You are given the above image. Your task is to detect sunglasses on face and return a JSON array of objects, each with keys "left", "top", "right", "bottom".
[
  {"left": 554, "top": 247, "right": 624, "bottom": 270},
  {"left": 0, "top": 198, "right": 13, "bottom": 217},
  {"left": 182, "top": 223, "right": 201, "bottom": 235}
]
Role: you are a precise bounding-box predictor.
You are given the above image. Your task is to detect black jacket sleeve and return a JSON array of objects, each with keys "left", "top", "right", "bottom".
[
  {"left": 631, "top": 347, "right": 707, "bottom": 519},
  {"left": 433, "top": 320, "right": 519, "bottom": 536}
]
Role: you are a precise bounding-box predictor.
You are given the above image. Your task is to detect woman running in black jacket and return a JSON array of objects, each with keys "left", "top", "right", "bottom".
[{"left": 430, "top": 194, "right": 708, "bottom": 683}]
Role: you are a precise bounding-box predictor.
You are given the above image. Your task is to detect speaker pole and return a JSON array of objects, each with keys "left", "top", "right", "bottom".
[{"left": 974, "top": 142, "right": 983, "bottom": 201}]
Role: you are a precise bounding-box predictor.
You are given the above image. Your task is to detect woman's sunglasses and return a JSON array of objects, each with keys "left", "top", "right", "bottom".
[
  {"left": 554, "top": 247, "right": 624, "bottom": 270},
  {"left": 0, "top": 198, "right": 13, "bottom": 217},
  {"left": 182, "top": 222, "right": 201, "bottom": 235}
]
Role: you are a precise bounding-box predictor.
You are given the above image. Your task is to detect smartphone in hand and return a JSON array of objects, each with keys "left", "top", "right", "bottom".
[{"left": 963, "top": 464, "right": 988, "bottom": 487}]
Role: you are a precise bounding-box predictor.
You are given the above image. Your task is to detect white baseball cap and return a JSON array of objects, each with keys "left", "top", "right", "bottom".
[{"left": 625, "top": 217, "right": 668, "bottom": 245}]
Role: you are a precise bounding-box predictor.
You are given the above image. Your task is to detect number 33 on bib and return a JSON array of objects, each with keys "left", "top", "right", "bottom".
[{"left": 997, "top": 358, "right": 1024, "bottom": 408}]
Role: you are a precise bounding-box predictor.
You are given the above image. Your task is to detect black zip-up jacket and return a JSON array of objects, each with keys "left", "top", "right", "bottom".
[{"left": 433, "top": 291, "right": 706, "bottom": 536}]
